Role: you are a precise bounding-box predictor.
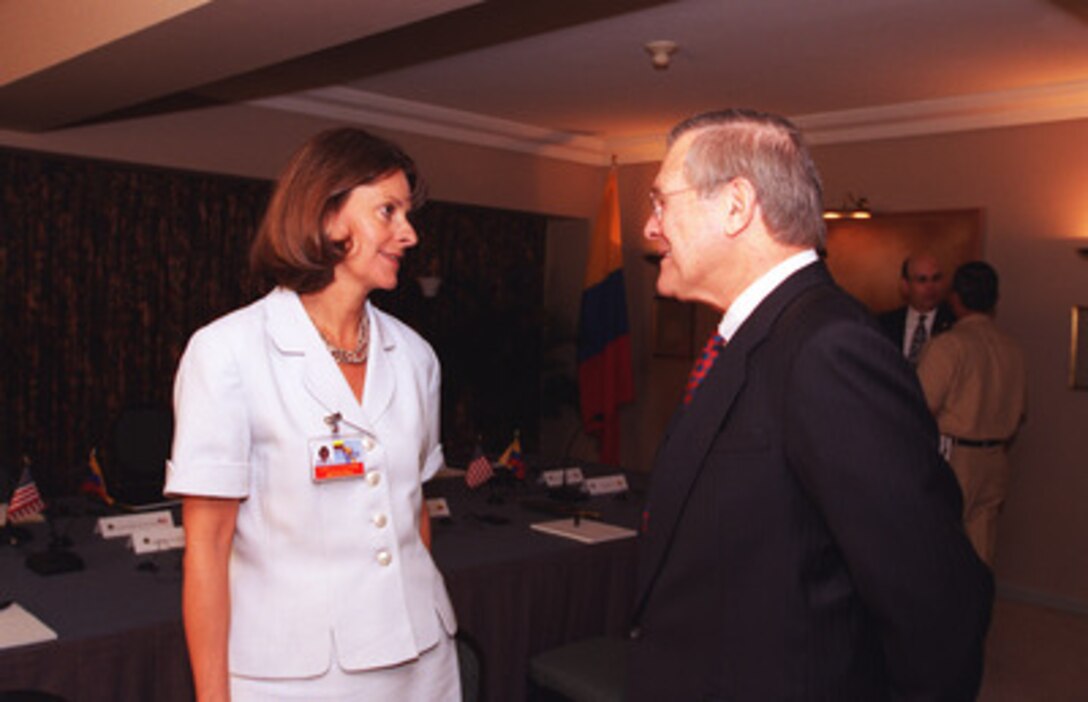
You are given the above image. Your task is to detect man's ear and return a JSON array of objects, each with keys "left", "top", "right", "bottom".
[{"left": 721, "top": 177, "right": 757, "bottom": 237}]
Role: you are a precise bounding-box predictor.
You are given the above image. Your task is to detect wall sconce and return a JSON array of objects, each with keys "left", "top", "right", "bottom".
[
  {"left": 645, "top": 40, "right": 678, "bottom": 70},
  {"left": 417, "top": 258, "right": 442, "bottom": 298},
  {"left": 823, "top": 194, "right": 872, "bottom": 220}
]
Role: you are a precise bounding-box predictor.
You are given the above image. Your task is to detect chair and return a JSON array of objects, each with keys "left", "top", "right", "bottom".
[
  {"left": 456, "top": 630, "right": 485, "bottom": 702},
  {"left": 528, "top": 636, "right": 628, "bottom": 702},
  {"left": 99, "top": 404, "right": 174, "bottom": 506},
  {"left": 0, "top": 692, "right": 68, "bottom": 702}
]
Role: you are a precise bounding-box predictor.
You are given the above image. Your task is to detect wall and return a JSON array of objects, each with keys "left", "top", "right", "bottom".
[{"left": 0, "top": 102, "right": 604, "bottom": 218}]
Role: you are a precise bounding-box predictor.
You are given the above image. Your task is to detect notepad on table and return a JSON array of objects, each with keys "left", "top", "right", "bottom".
[
  {"left": 0, "top": 602, "right": 58, "bottom": 650},
  {"left": 530, "top": 517, "right": 637, "bottom": 544}
]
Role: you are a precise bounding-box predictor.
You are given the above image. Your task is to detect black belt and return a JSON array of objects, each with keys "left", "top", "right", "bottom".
[{"left": 950, "top": 436, "right": 1007, "bottom": 448}]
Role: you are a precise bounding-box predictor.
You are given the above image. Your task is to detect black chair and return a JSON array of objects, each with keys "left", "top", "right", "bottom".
[
  {"left": 98, "top": 404, "right": 174, "bottom": 506},
  {"left": 0, "top": 692, "right": 68, "bottom": 702},
  {"left": 528, "top": 636, "right": 627, "bottom": 702},
  {"left": 456, "top": 630, "right": 485, "bottom": 702}
]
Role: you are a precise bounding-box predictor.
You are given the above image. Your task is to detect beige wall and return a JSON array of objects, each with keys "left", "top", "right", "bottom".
[
  {"left": 3, "top": 103, "right": 1086, "bottom": 608},
  {"left": 0, "top": 103, "right": 604, "bottom": 218}
]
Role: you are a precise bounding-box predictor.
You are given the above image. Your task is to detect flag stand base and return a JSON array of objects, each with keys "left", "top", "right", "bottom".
[{"left": 26, "top": 548, "right": 85, "bottom": 576}]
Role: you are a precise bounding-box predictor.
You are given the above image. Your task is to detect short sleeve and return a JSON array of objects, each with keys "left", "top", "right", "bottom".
[
  {"left": 163, "top": 327, "right": 252, "bottom": 498},
  {"left": 419, "top": 346, "right": 445, "bottom": 482}
]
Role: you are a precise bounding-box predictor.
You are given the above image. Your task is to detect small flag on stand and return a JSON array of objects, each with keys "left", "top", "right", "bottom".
[
  {"left": 465, "top": 444, "right": 494, "bottom": 489},
  {"left": 8, "top": 460, "right": 46, "bottom": 523},
  {"left": 81, "top": 448, "right": 116, "bottom": 506},
  {"left": 497, "top": 431, "right": 527, "bottom": 480}
]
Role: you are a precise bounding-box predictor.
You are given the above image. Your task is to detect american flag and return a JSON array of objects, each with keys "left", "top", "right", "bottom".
[
  {"left": 465, "top": 446, "right": 494, "bottom": 489},
  {"left": 8, "top": 465, "right": 46, "bottom": 523}
]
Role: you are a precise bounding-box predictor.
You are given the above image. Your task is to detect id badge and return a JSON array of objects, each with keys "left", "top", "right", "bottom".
[{"left": 309, "top": 434, "right": 367, "bottom": 482}]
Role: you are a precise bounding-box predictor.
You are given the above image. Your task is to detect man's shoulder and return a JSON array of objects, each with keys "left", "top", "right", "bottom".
[
  {"left": 933, "top": 303, "right": 957, "bottom": 333},
  {"left": 876, "top": 306, "right": 907, "bottom": 335}
]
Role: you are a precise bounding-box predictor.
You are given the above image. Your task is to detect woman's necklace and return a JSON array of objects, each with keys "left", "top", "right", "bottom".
[{"left": 321, "top": 313, "right": 370, "bottom": 365}]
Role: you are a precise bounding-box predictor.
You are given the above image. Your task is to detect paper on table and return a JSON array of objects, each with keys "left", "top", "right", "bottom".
[
  {"left": 530, "top": 517, "right": 637, "bottom": 544},
  {"left": 0, "top": 602, "right": 58, "bottom": 650}
]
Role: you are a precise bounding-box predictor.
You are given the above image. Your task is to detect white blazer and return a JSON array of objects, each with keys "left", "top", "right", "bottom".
[{"left": 165, "top": 287, "right": 456, "bottom": 678}]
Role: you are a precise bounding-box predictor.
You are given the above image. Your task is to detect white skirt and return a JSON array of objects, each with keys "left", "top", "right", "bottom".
[{"left": 230, "top": 632, "right": 461, "bottom": 701}]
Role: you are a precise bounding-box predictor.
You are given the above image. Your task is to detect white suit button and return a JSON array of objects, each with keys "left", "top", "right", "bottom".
[
  {"left": 367, "top": 472, "right": 381, "bottom": 486},
  {"left": 372, "top": 513, "right": 388, "bottom": 528},
  {"left": 376, "top": 550, "right": 392, "bottom": 566},
  {"left": 362, "top": 436, "right": 376, "bottom": 451}
]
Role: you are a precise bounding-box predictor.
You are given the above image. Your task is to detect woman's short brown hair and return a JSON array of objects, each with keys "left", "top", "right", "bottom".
[{"left": 250, "top": 127, "right": 422, "bottom": 293}]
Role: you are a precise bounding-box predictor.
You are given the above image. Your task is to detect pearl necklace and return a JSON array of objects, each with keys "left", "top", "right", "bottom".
[{"left": 321, "top": 313, "right": 370, "bottom": 365}]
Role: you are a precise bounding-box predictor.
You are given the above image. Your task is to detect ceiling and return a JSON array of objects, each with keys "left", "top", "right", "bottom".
[{"left": 5, "top": 0, "right": 1088, "bottom": 164}]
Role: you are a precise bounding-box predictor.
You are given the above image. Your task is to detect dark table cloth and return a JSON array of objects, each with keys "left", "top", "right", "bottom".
[{"left": 0, "top": 466, "right": 643, "bottom": 702}]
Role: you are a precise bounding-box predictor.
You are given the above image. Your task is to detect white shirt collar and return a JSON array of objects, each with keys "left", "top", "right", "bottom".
[{"left": 717, "top": 249, "right": 819, "bottom": 341}]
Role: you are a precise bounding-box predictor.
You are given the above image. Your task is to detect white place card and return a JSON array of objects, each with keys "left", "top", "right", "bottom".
[
  {"left": 426, "top": 497, "right": 451, "bottom": 519},
  {"left": 96, "top": 510, "right": 174, "bottom": 539},
  {"left": 128, "top": 525, "right": 186, "bottom": 554},
  {"left": 540, "top": 467, "right": 585, "bottom": 488},
  {"left": 583, "top": 474, "right": 629, "bottom": 496}
]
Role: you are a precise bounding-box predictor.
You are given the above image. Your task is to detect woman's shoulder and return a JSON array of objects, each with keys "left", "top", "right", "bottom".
[
  {"left": 187, "top": 289, "right": 279, "bottom": 348},
  {"left": 370, "top": 305, "right": 437, "bottom": 363}
]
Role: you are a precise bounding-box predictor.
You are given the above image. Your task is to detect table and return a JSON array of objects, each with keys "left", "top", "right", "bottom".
[{"left": 0, "top": 468, "right": 642, "bottom": 702}]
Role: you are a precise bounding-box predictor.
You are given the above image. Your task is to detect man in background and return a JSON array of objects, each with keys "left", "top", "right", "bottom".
[
  {"left": 917, "top": 261, "right": 1027, "bottom": 567},
  {"left": 879, "top": 253, "right": 956, "bottom": 365},
  {"left": 628, "top": 108, "right": 992, "bottom": 701}
]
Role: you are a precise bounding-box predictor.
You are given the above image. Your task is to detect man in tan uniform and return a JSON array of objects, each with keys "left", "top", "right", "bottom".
[{"left": 917, "top": 261, "right": 1027, "bottom": 566}]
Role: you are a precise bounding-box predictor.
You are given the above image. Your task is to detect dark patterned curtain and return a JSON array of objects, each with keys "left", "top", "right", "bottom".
[
  {"left": 376, "top": 200, "right": 546, "bottom": 465},
  {"left": 1, "top": 147, "right": 545, "bottom": 497},
  {"left": 0, "top": 148, "right": 271, "bottom": 497}
]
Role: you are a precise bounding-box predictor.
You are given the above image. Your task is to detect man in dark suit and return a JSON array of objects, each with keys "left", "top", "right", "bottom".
[
  {"left": 878, "top": 253, "right": 956, "bottom": 365},
  {"left": 627, "top": 109, "right": 993, "bottom": 701}
]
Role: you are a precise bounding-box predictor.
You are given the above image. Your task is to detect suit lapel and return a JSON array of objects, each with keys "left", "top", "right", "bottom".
[
  {"left": 265, "top": 290, "right": 388, "bottom": 434},
  {"left": 633, "top": 262, "right": 832, "bottom": 613},
  {"left": 360, "top": 305, "right": 395, "bottom": 427}
]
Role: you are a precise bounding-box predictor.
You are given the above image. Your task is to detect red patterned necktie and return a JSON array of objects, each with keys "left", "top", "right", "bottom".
[{"left": 684, "top": 333, "right": 725, "bottom": 404}]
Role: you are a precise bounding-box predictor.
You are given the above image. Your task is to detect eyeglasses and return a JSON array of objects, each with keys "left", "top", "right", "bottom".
[{"left": 649, "top": 185, "right": 698, "bottom": 221}]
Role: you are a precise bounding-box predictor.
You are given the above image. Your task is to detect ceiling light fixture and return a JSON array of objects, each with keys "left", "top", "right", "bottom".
[
  {"left": 645, "top": 40, "right": 678, "bottom": 70},
  {"left": 823, "top": 194, "right": 872, "bottom": 220}
]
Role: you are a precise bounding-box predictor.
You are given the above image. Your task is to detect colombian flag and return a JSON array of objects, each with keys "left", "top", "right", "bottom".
[{"left": 577, "top": 165, "right": 634, "bottom": 465}]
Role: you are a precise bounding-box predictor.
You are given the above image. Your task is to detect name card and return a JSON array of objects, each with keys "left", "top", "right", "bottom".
[
  {"left": 128, "top": 525, "right": 185, "bottom": 554},
  {"left": 583, "top": 474, "right": 629, "bottom": 496},
  {"left": 96, "top": 510, "right": 174, "bottom": 539},
  {"left": 540, "top": 467, "right": 585, "bottom": 488},
  {"left": 426, "top": 497, "right": 451, "bottom": 519}
]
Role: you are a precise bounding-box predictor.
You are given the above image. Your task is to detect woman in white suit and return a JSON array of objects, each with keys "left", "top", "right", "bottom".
[{"left": 165, "top": 128, "right": 459, "bottom": 701}]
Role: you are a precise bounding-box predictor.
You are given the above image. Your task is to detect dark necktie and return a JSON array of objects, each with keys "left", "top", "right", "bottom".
[
  {"left": 907, "top": 313, "right": 928, "bottom": 366},
  {"left": 684, "top": 333, "right": 725, "bottom": 404}
]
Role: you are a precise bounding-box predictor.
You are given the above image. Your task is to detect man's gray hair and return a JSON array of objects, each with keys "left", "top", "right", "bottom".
[{"left": 668, "top": 109, "right": 826, "bottom": 249}]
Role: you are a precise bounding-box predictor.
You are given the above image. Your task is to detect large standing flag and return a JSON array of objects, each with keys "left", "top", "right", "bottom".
[
  {"left": 8, "top": 462, "right": 46, "bottom": 523},
  {"left": 577, "top": 164, "right": 634, "bottom": 465}
]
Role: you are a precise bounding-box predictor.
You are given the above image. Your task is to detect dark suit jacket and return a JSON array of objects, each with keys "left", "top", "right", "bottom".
[
  {"left": 878, "top": 303, "right": 956, "bottom": 351},
  {"left": 627, "top": 262, "right": 992, "bottom": 701}
]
